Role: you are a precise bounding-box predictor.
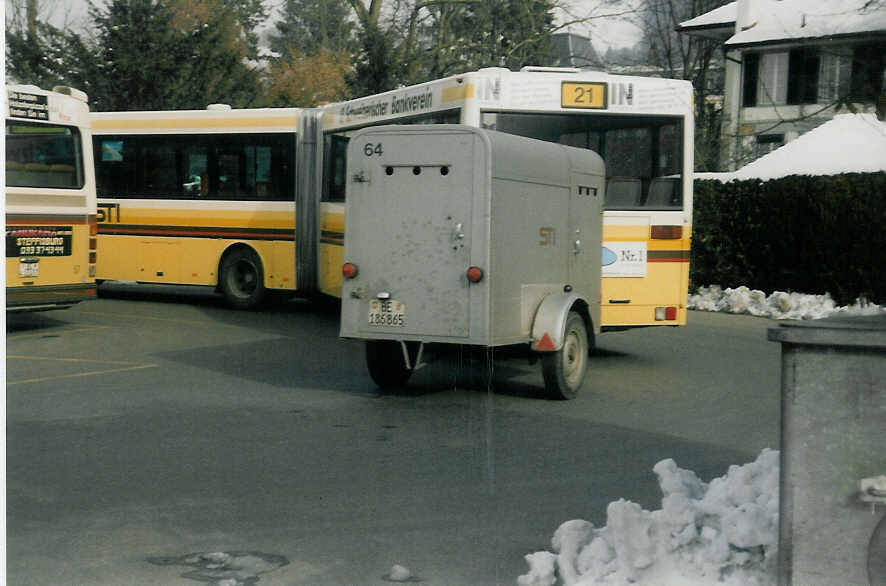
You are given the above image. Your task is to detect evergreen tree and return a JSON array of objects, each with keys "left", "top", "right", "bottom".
[
  {"left": 270, "top": 0, "right": 354, "bottom": 56},
  {"left": 447, "top": 0, "right": 555, "bottom": 72},
  {"left": 85, "top": 0, "right": 261, "bottom": 111},
  {"left": 220, "top": 0, "right": 267, "bottom": 58}
]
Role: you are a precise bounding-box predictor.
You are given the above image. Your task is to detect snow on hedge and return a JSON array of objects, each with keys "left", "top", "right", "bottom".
[{"left": 688, "top": 285, "right": 884, "bottom": 320}]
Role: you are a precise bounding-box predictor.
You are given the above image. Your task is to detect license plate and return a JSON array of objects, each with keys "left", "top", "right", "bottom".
[
  {"left": 19, "top": 259, "right": 39, "bottom": 277},
  {"left": 368, "top": 299, "right": 405, "bottom": 327}
]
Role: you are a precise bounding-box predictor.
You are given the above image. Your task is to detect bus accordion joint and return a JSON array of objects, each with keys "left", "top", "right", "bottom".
[{"left": 651, "top": 225, "right": 683, "bottom": 240}]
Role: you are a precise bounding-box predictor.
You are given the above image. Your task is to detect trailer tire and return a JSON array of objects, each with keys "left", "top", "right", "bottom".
[
  {"left": 540, "top": 311, "right": 588, "bottom": 400},
  {"left": 220, "top": 247, "right": 266, "bottom": 309},
  {"left": 366, "top": 340, "right": 413, "bottom": 388}
]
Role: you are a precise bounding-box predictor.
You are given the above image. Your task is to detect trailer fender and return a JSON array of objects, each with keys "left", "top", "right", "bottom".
[{"left": 531, "top": 292, "right": 590, "bottom": 352}]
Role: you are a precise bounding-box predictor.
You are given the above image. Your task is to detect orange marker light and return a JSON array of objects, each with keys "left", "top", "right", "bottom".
[
  {"left": 466, "top": 266, "right": 484, "bottom": 283},
  {"left": 342, "top": 262, "right": 359, "bottom": 279}
]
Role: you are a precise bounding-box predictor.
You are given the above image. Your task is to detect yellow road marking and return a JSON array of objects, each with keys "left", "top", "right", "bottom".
[
  {"left": 8, "top": 363, "right": 158, "bottom": 386},
  {"left": 76, "top": 310, "right": 216, "bottom": 326},
  {"left": 8, "top": 355, "right": 150, "bottom": 366},
  {"left": 6, "top": 355, "right": 158, "bottom": 386},
  {"left": 7, "top": 325, "right": 113, "bottom": 339}
]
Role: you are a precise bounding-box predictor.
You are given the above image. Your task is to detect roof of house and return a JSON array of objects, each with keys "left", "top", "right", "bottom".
[
  {"left": 551, "top": 32, "right": 604, "bottom": 70},
  {"left": 696, "top": 114, "right": 886, "bottom": 181},
  {"left": 677, "top": 1, "right": 737, "bottom": 36},
  {"left": 678, "top": 0, "right": 886, "bottom": 47}
]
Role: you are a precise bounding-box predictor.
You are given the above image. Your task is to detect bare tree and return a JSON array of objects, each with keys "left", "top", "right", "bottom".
[{"left": 640, "top": 0, "right": 731, "bottom": 171}]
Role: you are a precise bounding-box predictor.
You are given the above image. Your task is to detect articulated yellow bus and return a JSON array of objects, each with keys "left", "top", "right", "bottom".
[
  {"left": 91, "top": 67, "right": 693, "bottom": 329},
  {"left": 5, "top": 85, "right": 97, "bottom": 311},
  {"left": 90, "top": 105, "right": 312, "bottom": 308},
  {"left": 320, "top": 67, "right": 694, "bottom": 329}
]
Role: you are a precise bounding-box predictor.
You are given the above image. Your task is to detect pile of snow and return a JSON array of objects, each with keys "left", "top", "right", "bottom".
[
  {"left": 518, "top": 449, "right": 780, "bottom": 586},
  {"left": 688, "top": 285, "right": 885, "bottom": 320}
]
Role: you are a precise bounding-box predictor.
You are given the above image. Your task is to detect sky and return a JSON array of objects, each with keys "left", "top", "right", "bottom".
[{"left": 21, "top": 0, "right": 645, "bottom": 51}]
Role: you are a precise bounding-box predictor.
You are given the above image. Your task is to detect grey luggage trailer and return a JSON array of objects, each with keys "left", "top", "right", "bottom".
[{"left": 339, "top": 125, "right": 604, "bottom": 399}]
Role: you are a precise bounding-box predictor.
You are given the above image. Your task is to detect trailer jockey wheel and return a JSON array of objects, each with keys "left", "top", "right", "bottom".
[
  {"left": 541, "top": 311, "right": 589, "bottom": 400},
  {"left": 366, "top": 340, "right": 414, "bottom": 388}
]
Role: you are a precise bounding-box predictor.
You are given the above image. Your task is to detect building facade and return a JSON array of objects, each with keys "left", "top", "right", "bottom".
[{"left": 678, "top": 0, "right": 886, "bottom": 170}]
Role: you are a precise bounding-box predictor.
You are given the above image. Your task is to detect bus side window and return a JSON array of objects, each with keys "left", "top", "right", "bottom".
[
  {"left": 323, "top": 134, "right": 349, "bottom": 202},
  {"left": 95, "top": 137, "right": 136, "bottom": 197},
  {"left": 142, "top": 139, "right": 179, "bottom": 196},
  {"left": 217, "top": 152, "right": 241, "bottom": 198}
]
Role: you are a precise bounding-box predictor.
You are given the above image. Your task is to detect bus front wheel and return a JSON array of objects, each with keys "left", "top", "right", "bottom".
[
  {"left": 220, "top": 247, "right": 266, "bottom": 309},
  {"left": 540, "top": 311, "right": 589, "bottom": 400}
]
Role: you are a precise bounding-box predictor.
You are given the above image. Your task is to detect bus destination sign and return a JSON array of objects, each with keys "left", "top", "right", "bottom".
[
  {"left": 561, "top": 82, "right": 608, "bottom": 110},
  {"left": 7, "top": 90, "right": 50, "bottom": 121}
]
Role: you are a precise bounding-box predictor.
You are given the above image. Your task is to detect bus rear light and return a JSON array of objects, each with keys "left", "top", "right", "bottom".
[
  {"left": 89, "top": 216, "right": 98, "bottom": 237},
  {"left": 651, "top": 225, "right": 682, "bottom": 240},
  {"left": 655, "top": 306, "right": 678, "bottom": 321},
  {"left": 89, "top": 237, "right": 97, "bottom": 250},
  {"left": 342, "top": 262, "right": 359, "bottom": 279},
  {"left": 89, "top": 252, "right": 97, "bottom": 264},
  {"left": 466, "top": 266, "right": 484, "bottom": 283}
]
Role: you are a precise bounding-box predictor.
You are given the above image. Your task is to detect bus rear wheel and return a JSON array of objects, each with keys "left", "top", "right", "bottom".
[
  {"left": 540, "top": 311, "right": 589, "bottom": 400},
  {"left": 220, "top": 248, "right": 266, "bottom": 309},
  {"left": 365, "top": 340, "right": 413, "bottom": 388}
]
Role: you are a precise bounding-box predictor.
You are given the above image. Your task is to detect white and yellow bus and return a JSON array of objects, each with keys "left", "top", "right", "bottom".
[
  {"left": 320, "top": 67, "right": 694, "bottom": 329},
  {"left": 90, "top": 105, "right": 314, "bottom": 308},
  {"left": 90, "top": 67, "right": 693, "bottom": 329},
  {"left": 5, "top": 85, "right": 97, "bottom": 311}
]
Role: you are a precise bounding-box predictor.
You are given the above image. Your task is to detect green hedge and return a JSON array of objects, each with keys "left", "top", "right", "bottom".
[{"left": 691, "top": 172, "right": 886, "bottom": 305}]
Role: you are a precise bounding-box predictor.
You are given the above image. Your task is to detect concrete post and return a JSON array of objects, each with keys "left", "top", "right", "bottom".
[{"left": 768, "top": 315, "right": 886, "bottom": 586}]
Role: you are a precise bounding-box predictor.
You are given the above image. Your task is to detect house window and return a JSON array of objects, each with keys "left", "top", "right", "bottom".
[
  {"left": 744, "top": 51, "right": 790, "bottom": 107},
  {"left": 787, "top": 48, "right": 820, "bottom": 105},
  {"left": 756, "top": 134, "right": 784, "bottom": 158},
  {"left": 759, "top": 52, "right": 789, "bottom": 105},
  {"left": 743, "top": 53, "right": 760, "bottom": 107},
  {"left": 850, "top": 43, "right": 885, "bottom": 102}
]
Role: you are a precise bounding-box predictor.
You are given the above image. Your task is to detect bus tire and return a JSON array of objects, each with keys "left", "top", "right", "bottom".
[
  {"left": 220, "top": 247, "right": 266, "bottom": 309},
  {"left": 365, "top": 340, "right": 413, "bottom": 388},
  {"left": 540, "top": 311, "right": 589, "bottom": 400}
]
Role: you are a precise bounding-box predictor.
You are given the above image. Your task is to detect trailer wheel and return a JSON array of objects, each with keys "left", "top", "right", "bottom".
[
  {"left": 366, "top": 340, "right": 413, "bottom": 388},
  {"left": 220, "top": 247, "right": 266, "bottom": 309},
  {"left": 540, "top": 311, "right": 588, "bottom": 400}
]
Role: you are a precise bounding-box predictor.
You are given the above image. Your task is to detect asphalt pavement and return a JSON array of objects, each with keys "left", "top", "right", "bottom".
[{"left": 5, "top": 285, "right": 781, "bottom": 585}]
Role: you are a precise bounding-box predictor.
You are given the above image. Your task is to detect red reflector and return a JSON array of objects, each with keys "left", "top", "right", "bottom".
[
  {"left": 665, "top": 306, "right": 677, "bottom": 320},
  {"left": 536, "top": 333, "right": 556, "bottom": 351},
  {"left": 466, "top": 266, "right": 484, "bottom": 283},
  {"left": 651, "top": 225, "right": 682, "bottom": 239},
  {"left": 342, "top": 262, "right": 358, "bottom": 279}
]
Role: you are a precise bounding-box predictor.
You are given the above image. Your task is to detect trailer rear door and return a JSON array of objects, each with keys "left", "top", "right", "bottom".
[{"left": 346, "top": 130, "right": 477, "bottom": 339}]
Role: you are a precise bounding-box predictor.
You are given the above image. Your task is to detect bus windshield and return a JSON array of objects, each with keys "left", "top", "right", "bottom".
[
  {"left": 5, "top": 121, "right": 84, "bottom": 189},
  {"left": 480, "top": 112, "right": 684, "bottom": 211}
]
